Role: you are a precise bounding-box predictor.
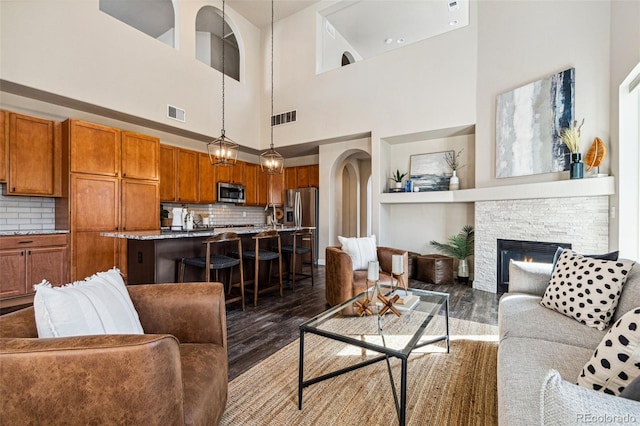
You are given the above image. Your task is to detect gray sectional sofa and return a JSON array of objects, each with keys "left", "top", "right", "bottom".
[{"left": 498, "top": 259, "right": 640, "bottom": 425}]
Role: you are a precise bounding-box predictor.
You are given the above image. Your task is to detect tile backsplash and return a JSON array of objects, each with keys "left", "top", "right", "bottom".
[
  {"left": 0, "top": 184, "right": 56, "bottom": 231},
  {"left": 162, "top": 202, "right": 268, "bottom": 227}
]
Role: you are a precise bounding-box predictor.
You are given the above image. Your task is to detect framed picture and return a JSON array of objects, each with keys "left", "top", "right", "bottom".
[
  {"left": 409, "top": 151, "right": 453, "bottom": 192},
  {"left": 495, "top": 68, "right": 575, "bottom": 178}
]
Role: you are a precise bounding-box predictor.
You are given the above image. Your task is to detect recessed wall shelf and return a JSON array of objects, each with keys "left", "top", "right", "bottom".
[{"left": 379, "top": 176, "right": 615, "bottom": 204}]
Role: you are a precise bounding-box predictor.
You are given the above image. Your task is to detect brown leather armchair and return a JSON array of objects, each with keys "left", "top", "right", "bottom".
[
  {"left": 0, "top": 283, "right": 228, "bottom": 425},
  {"left": 326, "top": 246, "right": 409, "bottom": 306}
]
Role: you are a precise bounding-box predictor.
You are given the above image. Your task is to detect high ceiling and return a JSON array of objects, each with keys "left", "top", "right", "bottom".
[{"left": 227, "top": 0, "right": 320, "bottom": 28}]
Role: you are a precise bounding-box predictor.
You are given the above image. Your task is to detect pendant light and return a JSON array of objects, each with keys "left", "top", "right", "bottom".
[
  {"left": 260, "top": 0, "right": 284, "bottom": 174},
  {"left": 208, "top": 0, "right": 239, "bottom": 166}
]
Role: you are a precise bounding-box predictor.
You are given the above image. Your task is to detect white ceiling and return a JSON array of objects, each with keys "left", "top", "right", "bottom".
[{"left": 227, "top": 0, "right": 321, "bottom": 28}]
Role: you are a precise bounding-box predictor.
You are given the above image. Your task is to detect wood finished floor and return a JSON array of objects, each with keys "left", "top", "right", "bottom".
[{"left": 225, "top": 266, "right": 502, "bottom": 381}]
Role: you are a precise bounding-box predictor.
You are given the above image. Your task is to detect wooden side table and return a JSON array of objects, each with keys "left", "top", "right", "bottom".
[{"left": 416, "top": 254, "right": 455, "bottom": 284}]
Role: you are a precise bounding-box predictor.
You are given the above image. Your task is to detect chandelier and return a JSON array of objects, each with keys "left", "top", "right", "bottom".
[
  {"left": 208, "top": 0, "right": 238, "bottom": 166},
  {"left": 260, "top": 0, "right": 284, "bottom": 174}
]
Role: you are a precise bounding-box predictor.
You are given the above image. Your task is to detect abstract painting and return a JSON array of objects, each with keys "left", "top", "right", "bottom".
[
  {"left": 495, "top": 68, "right": 575, "bottom": 178},
  {"left": 410, "top": 151, "right": 452, "bottom": 191}
]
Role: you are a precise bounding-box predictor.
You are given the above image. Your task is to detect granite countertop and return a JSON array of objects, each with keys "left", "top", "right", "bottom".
[
  {"left": 0, "top": 230, "right": 70, "bottom": 236},
  {"left": 101, "top": 226, "right": 314, "bottom": 240}
]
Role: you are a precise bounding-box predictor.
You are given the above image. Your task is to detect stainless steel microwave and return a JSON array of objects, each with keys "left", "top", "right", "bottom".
[{"left": 217, "top": 182, "right": 245, "bottom": 204}]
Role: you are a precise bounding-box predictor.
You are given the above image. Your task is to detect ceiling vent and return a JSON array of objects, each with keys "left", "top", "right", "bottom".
[
  {"left": 167, "top": 105, "right": 186, "bottom": 122},
  {"left": 448, "top": 1, "right": 459, "bottom": 11},
  {"left": 271, "top": 110, "right": 297, "bottom": 127}
]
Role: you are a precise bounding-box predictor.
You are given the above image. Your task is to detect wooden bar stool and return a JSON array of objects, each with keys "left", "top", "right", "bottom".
[
  {"left": 178, "top": 232, "right": 245, "bottom": 310},
  {"left": 280, "top": 228, "right": 315, "bottom": 291},
  {"left": 241, "top": 229, "right": 283, "bottom": 307}
]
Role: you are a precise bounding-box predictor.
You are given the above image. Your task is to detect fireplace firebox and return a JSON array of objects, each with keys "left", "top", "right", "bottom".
[{"left": 496, "top": 239, "right": 571, "bottom": 293}]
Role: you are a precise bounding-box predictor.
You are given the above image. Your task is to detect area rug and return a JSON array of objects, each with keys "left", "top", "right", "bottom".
[{"left": 221, "top": 316, "right": 498, "bottom": 426}]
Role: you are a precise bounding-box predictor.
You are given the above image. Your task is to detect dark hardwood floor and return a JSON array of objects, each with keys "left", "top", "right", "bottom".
[{"left": 225, "top": 266, "right": 501, "bottom": 380}]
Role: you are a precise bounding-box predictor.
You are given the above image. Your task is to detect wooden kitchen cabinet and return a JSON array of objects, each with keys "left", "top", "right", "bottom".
[
  {"left": 216, "top": 160, "right": 245, "bottom": 184},
  {"left": 121, "top": 131, "right": 159, "bottom": 181},
  {"left": 198, "top": 153, "right": 216, "bottom": 203},
  {"left": 309, "top": 164, "right": 319, "bottom": 188},
  {"left": 296, "top": 166, "right": 309, "bottom": 188},
  {"left": 0, "top": 110, "right": 7, "bottom": 183},
  {"left": 284, "top": 167, "right": 296, "bottom": 190},
  {"left": 8, "top": 112, "right": 61, "bottom": 196},
  {"left": 121, "top": 180, "right": 159, "bottom": 231},
  {"left": 244, "top": 163, "right": 259, "bottom": 206},
  {"left": 258, "top": 173, "right": 268, "bottom": 206},
  {"left": 72, "top": 231, "right": 120, "bottom": 282},
  {"left": 177, "top": 149, "right": 199, "bottom": 202},
  {"left": 159, "top": 144, "right": 177, "bottom": 201},
  {"left": 0, "top": 234, "right": 68, "bottom": 305},
  {"left": 71, "top": 174, "right": 119, "bottom": 232},
  {"left": 268, "top": 172, "right": 284, "bottom": 206},
  {"left": 66, "top": 120, "right": 120, "bottom": 177}
]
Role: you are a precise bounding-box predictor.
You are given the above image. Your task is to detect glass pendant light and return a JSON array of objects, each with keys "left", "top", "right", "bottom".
[
  {"left": 208, "top": 0, "right": 238, "bottom": 166},
  {"left": 260, "top": 0, "right": 284, "bottom": 174}
]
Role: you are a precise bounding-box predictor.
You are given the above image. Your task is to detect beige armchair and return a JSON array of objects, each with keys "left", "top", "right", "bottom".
[
  {"left": 325, "top": 246, "right": 409, "bottom": 306},
  {"left": 0, "top": 282, "right": 228, "bottom": 425}
]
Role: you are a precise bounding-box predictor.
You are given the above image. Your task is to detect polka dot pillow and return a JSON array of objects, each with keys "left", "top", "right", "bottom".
[
  {"left": 540, "top": 250, "right": 636, "bottom": 330},
  {"left": 577, "top": 308, "right": 640, "bottom": 395}
]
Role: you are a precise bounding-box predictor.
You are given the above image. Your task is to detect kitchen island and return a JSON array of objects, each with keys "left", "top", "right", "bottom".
[{"left": 101, "top": 226, "right": 312, "bottom": 284}]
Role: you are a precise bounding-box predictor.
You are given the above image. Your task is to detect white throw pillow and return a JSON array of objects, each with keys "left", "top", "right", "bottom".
[
  {"left": 338, "top": 235, "right": 377, "bottom": 271},
  {"left": 540, "top": 369, "right": 640, "bottom": 424},
  {"left": 577, "top": 308, "right": 640, "bottom": 395},
  {"left": 33, "top": 268, "right": 144, "bottom": 338},
  {"left": 540, "top": 250, "right": 636, "bottom": 330}
]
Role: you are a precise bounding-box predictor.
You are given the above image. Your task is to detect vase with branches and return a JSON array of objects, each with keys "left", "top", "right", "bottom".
[
  {"left": 561, "top": 118, "right": 585, "bottom": 179},
  {"left": 444, "top": 149, "right": 464, "bottom": 190},
  {"left": 430, "top": 225, "right": 474, "bottom": 282}
]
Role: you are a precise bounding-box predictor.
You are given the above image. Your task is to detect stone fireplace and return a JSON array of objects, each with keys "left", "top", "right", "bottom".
[
  {"left": 496, "top": 239, "right": 571, "bottom": 293},
  {"left": 474, "top": 196, "right": 609, "bottom": 293}
]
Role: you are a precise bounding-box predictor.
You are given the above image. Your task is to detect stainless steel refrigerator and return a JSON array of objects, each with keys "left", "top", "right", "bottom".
[{"left": 285, "top": 187, "right": 319, "bottom": 264}]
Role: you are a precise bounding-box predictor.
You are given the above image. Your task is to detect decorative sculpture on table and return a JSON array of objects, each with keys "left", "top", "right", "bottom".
[{"left": 355, "top": 261, "right": 379, "bottom": 316}]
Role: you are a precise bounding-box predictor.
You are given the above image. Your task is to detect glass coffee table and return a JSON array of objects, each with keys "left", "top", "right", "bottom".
[{"left": 298, "top": 285, "right": 449, "bottom": 426}]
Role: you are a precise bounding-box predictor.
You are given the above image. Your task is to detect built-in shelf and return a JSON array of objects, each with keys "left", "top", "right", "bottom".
[{"left": 379, "top": 176, "right": 615, "bottom": 204}]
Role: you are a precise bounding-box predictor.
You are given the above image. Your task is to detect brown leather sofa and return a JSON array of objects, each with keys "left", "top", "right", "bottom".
[
  {"left": 0, "top": 283, "right": 228, "bottom": 425},
  {"left": 326, "top": 246, "right": 409, "bottom": 306}
]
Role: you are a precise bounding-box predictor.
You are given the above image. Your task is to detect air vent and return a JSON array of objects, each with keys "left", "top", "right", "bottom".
[
  {"left": 167, "top": 105, "right": 186, "bottom": 122},
  {"left": 271, "top": 110, "right": 297, "bottom": 127},
  {"left": 448, "top": 1, "right": 459, "bottom": 11}
]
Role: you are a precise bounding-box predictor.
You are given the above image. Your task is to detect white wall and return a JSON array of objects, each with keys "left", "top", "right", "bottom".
[
  {"left": 608, "top": 0, "right": 640, "bottom": 254},
  {"left": 475, "top": 1, "right": 611, "bottom": 189},
  {"left": 0, "top": 0, "right": 263, "bottom": 149}
]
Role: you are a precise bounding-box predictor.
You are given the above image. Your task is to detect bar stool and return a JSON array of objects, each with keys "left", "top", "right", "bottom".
[
  {"left": 280, "top": 228, "right": 315, "bottom": 291},
  {"left": 241, "top": 229, "right": 283, "bottom": 307},
  {"left": 178, "top": 232, "right": 245, "bottom": 310}
]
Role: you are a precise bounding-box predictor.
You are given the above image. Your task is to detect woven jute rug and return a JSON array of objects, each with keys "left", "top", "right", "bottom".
[{"left": 221, "top": 316, "right": 498, "bottom": 426}]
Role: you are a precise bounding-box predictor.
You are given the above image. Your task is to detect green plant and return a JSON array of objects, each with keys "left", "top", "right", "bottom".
[
  {"left": 389, "top": 169, "right": 407, "bottom": 183},
  {"left": 430, "top": 225, "right": 474, "bottom": 260},
  {"left": 560, "top": 118, "right": 585, "bottom": 154},
  {"left": 444, "top": 149, "right": 464, "bottom": 171},
  {"left": 160, "top": 205, "right": 169, "bottom": 219}
]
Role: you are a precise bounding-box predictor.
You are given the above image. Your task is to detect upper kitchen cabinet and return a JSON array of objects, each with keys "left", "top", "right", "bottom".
[
  {"left": 216, "top": 160, "right": 245, "bottom": 184},
  {"left": 198, "top": 152, "right": 216, "bottom": 204},
  {"left": 176, "top": 148, "right": 198, "bottom": 203},
  {"left": 308, "top": 165, "right": 319, "bottom": 188},
  {"left": 8, "top": 112, "right": 61, "bottom": 197},
  {"left": 244, "top": 163, "right": 259, "bottom": 206},
  {"left": 284, "top": 167, "right": 296, "bottom": 190},
  {"left": 65, "top": 120, "right": 120, "bottom": 177},
  {"left": 268, "top": 172, "right": 284, "bottom": 206},
  {"left": 159, "top": 144, "right": 177, "bottom": 201},
  {"left": 0, "top": 110, "right": 7, "bottom": 182},
  {"left": 296, "top": 166, "right": 310, "bottom": 188},
  {"left": 121, "top": 131, "right": 159, "bottom": 181},
  {"left": 121, "top": 179, "right": 159, "bottom": 231}
]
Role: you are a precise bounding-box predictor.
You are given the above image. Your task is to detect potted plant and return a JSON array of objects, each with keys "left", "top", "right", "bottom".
[
  {"left": 389, "top": 169, "right": 407, "bottom": 189},
  {"left": 430, "top": 225, "right": 474, "bottom": 283},
  {"left": 444, "top": 149, "right": 464, "bottom": 190}
]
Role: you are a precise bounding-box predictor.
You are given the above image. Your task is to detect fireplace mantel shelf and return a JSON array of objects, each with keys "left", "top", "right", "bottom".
[{"left": 379, "top": 176, "right": 615, "bottom": 204}]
